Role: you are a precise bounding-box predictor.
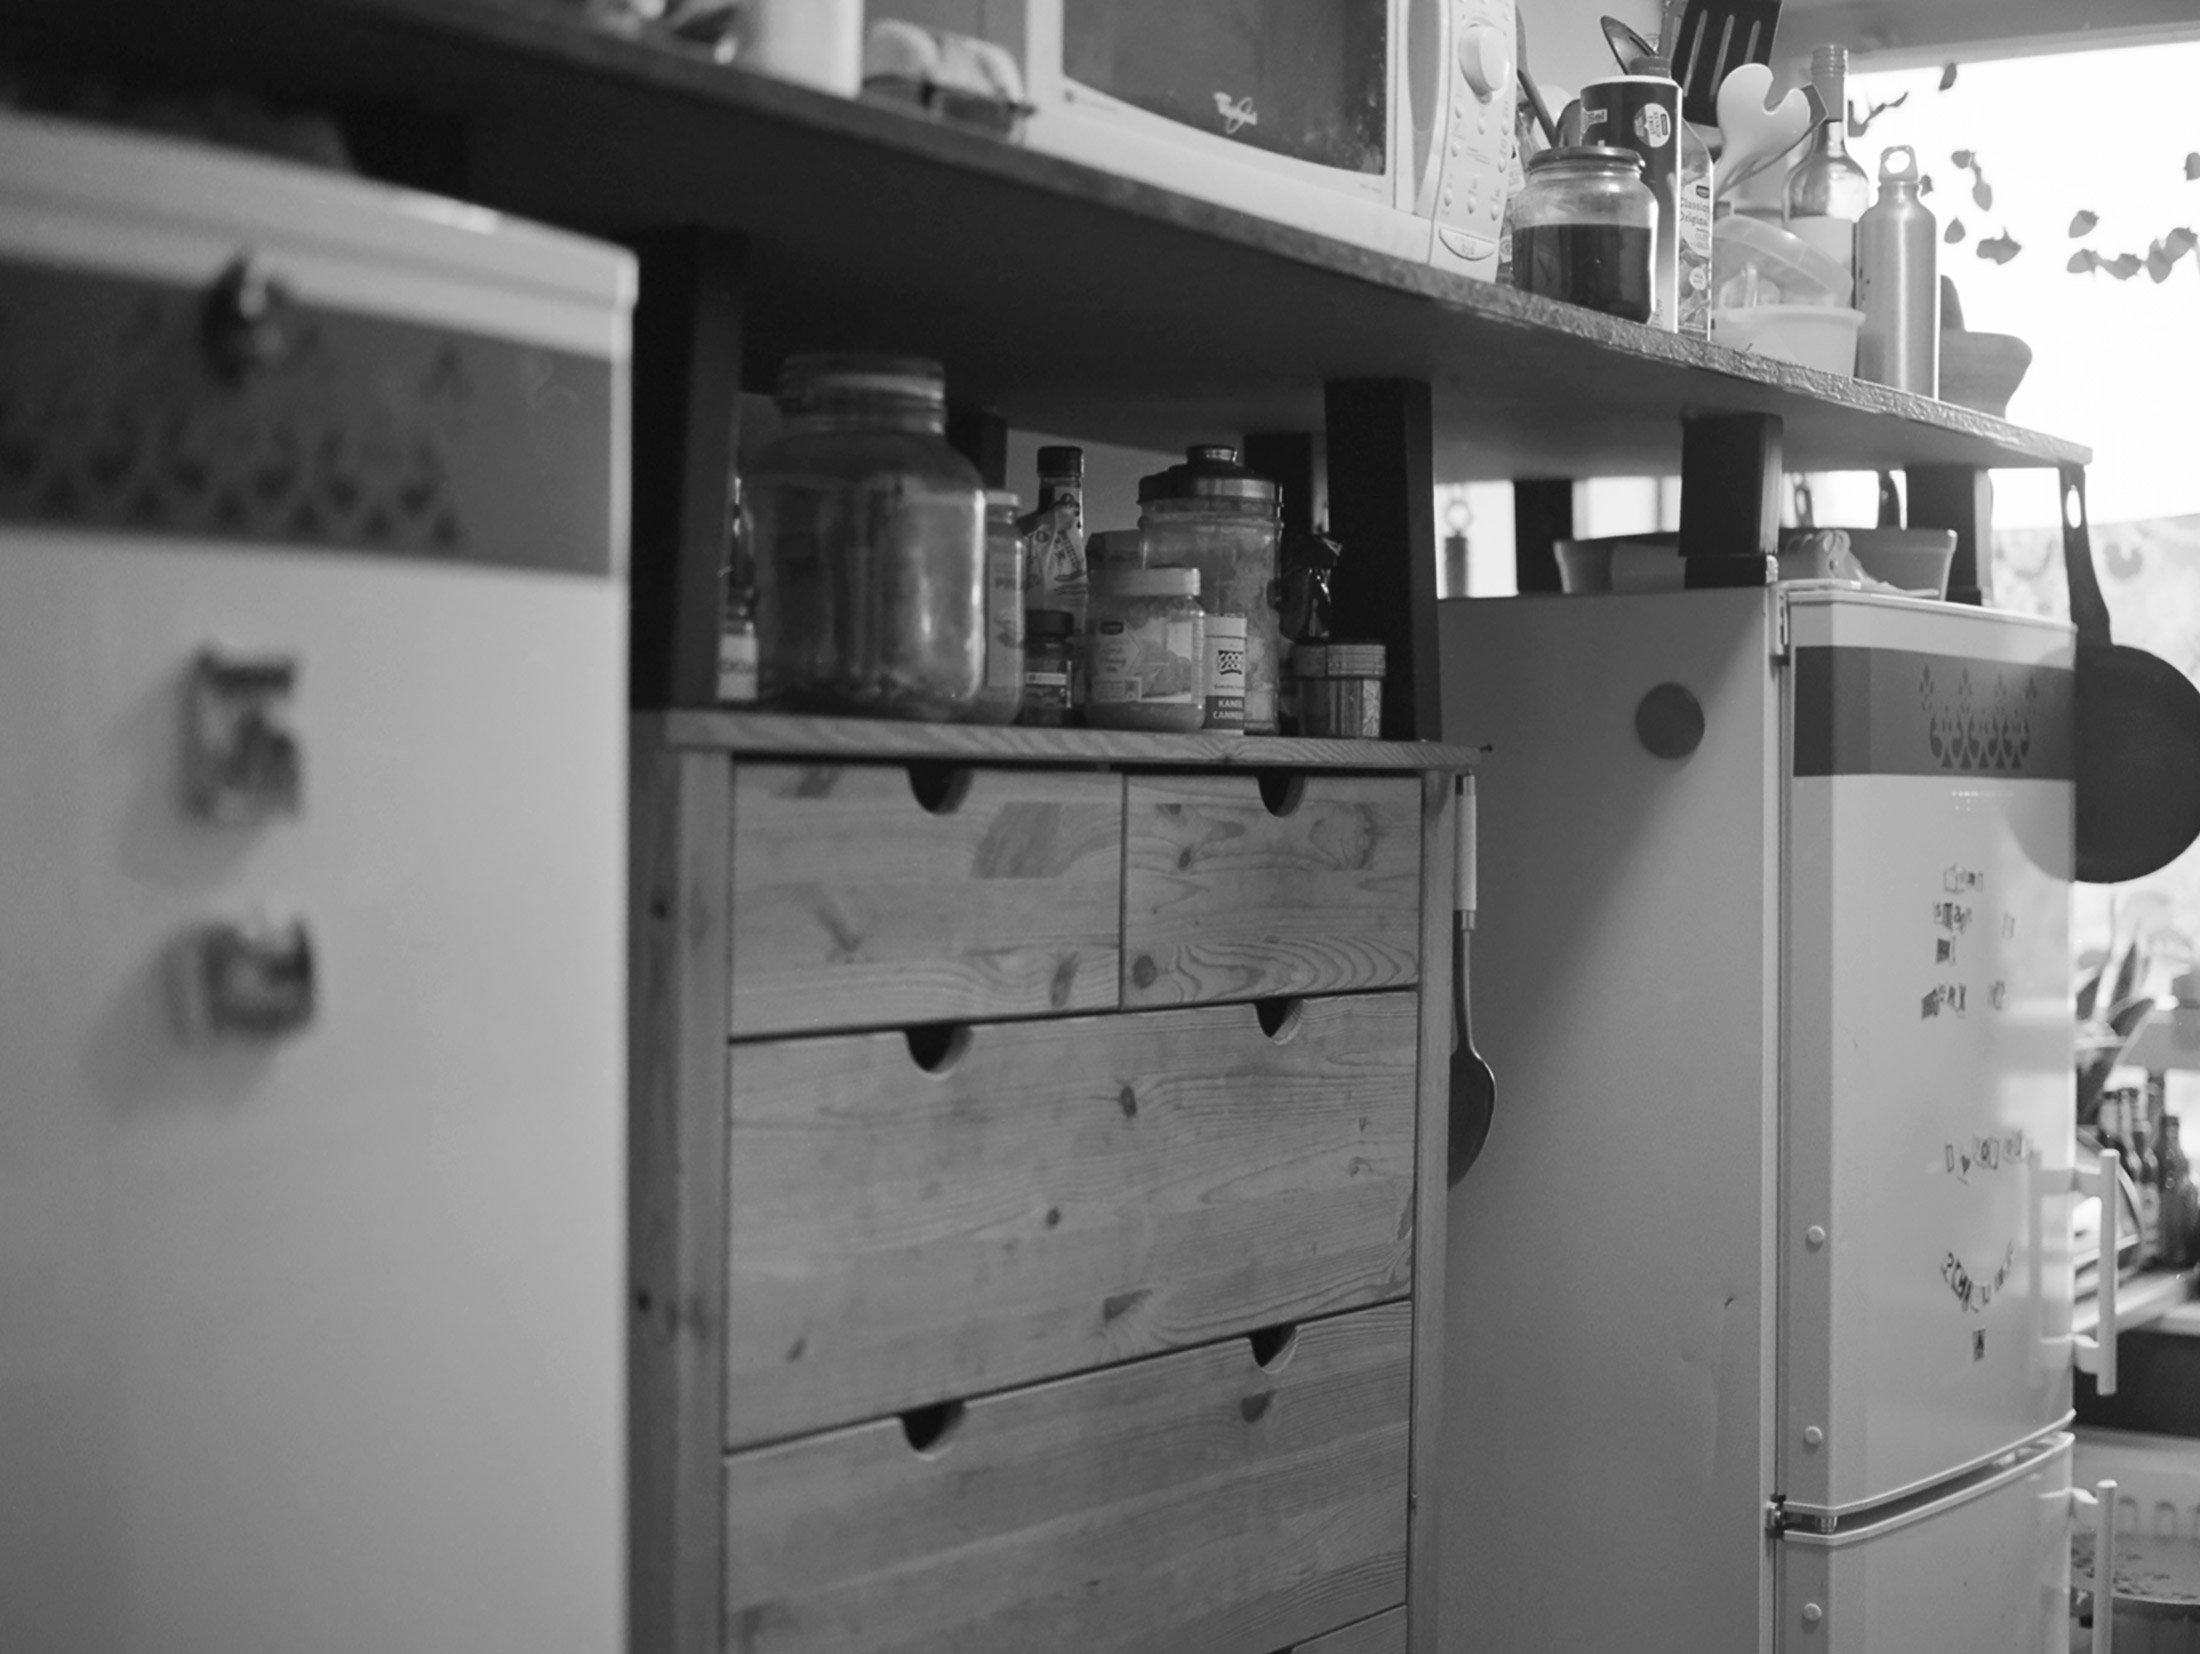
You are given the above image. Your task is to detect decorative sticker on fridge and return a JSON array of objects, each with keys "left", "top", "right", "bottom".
[
  {"left": 1941, "top": 1240, "right": 2016, "bottom": 1313},
  {"left": 1792, "top": 647, "right": 2075, "bottom": 779},
  {"left": 1943, "top": 1130, "right": 2032, "bottom": 1183}
]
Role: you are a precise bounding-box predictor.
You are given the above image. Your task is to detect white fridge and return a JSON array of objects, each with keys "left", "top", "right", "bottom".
[
  {"left": 1438, "top": 586, "right": 2107, "bottom": 1652},
  {"left": 0, "top": 114, "right": 631, "bottom": 1651}
]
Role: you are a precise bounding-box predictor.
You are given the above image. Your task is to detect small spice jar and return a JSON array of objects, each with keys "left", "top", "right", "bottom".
[
  {"left": 1204, "top": 615, "right": 1247, "bottom": 735},
  {"left": 1510, "top": 145, "right": 1660, "bottom": 324},
  {"left": 1295, "top": 641, "right": 1386, "bottom": 739},
  {"left": 1020, "top": 609, "right": 1076, "bottom": 726},
  {"left": 1084, "top": 566, "right": 1206, "bottom": 733}
]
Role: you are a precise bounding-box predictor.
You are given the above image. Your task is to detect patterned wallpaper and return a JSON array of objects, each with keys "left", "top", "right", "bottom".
[{"left": 1992, "top": 514, "right": 2200, "bottom": 983}]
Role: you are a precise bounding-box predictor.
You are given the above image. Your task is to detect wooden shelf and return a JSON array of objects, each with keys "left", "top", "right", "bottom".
[
  {"left": 645, "top": 710, "right": 1483, "bottom": 772},
  {"left": 12, "top": 0, "right": 2091, "bottom": 481}
]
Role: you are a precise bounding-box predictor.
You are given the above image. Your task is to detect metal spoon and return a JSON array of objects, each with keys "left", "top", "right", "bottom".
[
  {"left": 1600, "top": 15, "right": 1655, "bottom": 72},
  {"left": 1447, "top": 774, "right": 1497, "bottom": 1187}
]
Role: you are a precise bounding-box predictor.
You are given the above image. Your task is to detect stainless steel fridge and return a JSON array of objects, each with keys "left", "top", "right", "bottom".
[{"left": 1438, "top": 585, "right": 2115, "bottom": 1652}]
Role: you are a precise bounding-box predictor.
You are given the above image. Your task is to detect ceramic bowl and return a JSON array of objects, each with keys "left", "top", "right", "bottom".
[{"left": 1938, "top": 330, "right": 2033, "bottom": 418}]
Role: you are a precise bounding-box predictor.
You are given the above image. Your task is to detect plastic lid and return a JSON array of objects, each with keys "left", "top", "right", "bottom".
[
  {"left": 1026, "top": 608, "right": 1077, "bottom": 637},
  {"left": 1298, "top": 641, "right": 1387, "bottom": 677},
  {"left": 1036, "top": 445, "right": 1084, "bottom": 477},
  {"left": 984, "top": 489, "right": 1021, "bottom": 514},
  {"left": 1625, "top": 53, "right": 1672, "bottom": 77},
  {"left": 774, "top": 353, "right": 945, "bottom": 408},
  {"left": 1526, "top": 144, "right": 1644, "bottom": 175},
  {"left": 1087, "top": 529, "right": 1143, "bottom": 569},
  {"left": 1206, "top": 614, "right": 1249, "bottom": 637},
  {"left": 1713, "top": 211, "right": 1853, "bottom": 306},
  {"left": 1094, "top": 566, "right": 1200, "bottom": 599},
  {"left": 1137, "top": 444, "right": 1280, "bottom": 506}
]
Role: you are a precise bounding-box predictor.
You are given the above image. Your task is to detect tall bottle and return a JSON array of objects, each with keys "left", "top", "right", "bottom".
[
  {"left": 2133, "top": 1108, "right": 2163, "bottom": 1266},
  {"left": 2159, "top": 1114, "right": 2197, "bottom": 1268},
  {"left": 716, "top": 474, "right": 759, "bottom": 705},
  {"left": 1785, "top": 45, "right": 1871, "bottom": 282},
  {"left": 1855, "top": 145, "right": 1940, "bottom": 394},
  {"left": 1020, "top": 446, "right": 1089, "bottom": 715}
]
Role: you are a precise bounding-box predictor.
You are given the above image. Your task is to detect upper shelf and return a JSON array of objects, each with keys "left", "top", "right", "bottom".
[{"left": 12, "top": 0, "right": 2091, "bottom": 480}]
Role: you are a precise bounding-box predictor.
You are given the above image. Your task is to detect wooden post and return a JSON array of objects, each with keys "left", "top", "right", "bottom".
[
  {"left": 1679, "top": 412, "right": 1783, "bottom": 586},
  {"left": 1324, "top": 380, "right": 1439, "bottom": 740},
  {"left": 946, "top": 404, "right": 1009, "bottom": 490},
  {"left": 629, "top": 228, "right": 747, "bottom": 710},
  {"left": 1512, "top": 479, "right": 1573, "bottom": 595},
  {"left": 1907, "top": 464, "right": 1995, "bottom": 607}
]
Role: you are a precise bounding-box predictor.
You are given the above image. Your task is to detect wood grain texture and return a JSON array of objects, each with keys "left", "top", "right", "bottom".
[
  {"left": 721, "top": 995, "right": 1420, "bottom": 1446},
  {"left": 1406, "top": 774, "right": 1456, "bottom": 1654},
  {"left": 9, "top": 0, "right": 2090, "bottom": 479},
  {"left": 1294, "top": 1607, "right": 1409, "bottom": 1654},
  {"left": 1122, "top": 773, "right": 1422, "bottom": 1007},
  {"left": 728, "top": 763, "right": 1122, "bottom": 1036},
  {"left": 629, "top": 749, "right": 732, "bottom": 1654},
  {"left": 651, "top": 710, "right": 1485, "bottom": 773},
  {"left": 721, "top": 1303, "right": 1412, "bottom": 1654}
]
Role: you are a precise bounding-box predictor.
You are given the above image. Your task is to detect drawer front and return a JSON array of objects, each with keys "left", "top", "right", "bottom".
[
  {"left": 723, "top": 994, "right": 1420, "bottom": 1446},
  {"left": 1294, "top": 1608, "right": 1408, "bottom": 1653},
  {"left": 1122, "top": 773, "right": 1422, "bottom": 1006},
  {"left": 722, "top": 1302, "right": 1412, "bottom": 1654},
  {"left": 729, "top": 763, "right": 1123, "bottom": 1035}
]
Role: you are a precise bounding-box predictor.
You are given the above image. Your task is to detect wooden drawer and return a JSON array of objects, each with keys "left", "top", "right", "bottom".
[
  {"left": 1295, "top": 1609, "right": 1407, "bottom": 1653},
  {"left": 721, "top": 1301, "right": 1412, "bottom": 1654},
  {"left": 728, "top": 762, "right": 1122, "bottom": 1036},
  {"left": 1122, "top": 772, "right": 1424, "bottom": 1007},
  {"left": 722, "top": 993, "right": 1419, "bottom": 1446}
]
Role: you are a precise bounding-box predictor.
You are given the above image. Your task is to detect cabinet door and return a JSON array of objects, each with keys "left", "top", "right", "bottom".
[{"left": 0, "top": 537, "right": 624, "bottom": 1654}]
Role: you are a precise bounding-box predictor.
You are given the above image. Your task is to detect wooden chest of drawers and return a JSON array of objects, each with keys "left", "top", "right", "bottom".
[{"left": 632, "top": 715, "right": 1475, "bottom": 1654}]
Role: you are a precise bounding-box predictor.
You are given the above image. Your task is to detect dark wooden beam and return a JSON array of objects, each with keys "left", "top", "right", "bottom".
[
  {"left": 1680, "top": 412, "right": 1782, "bottom": 586},
  {"left": 946, "top": 404, "right": 1008, "bottom": 490},
  {"left": 1907, "top": 464, "right": 1995, "bottom": 607},
  {"left": 1324, "top": 380, "right": 1438, "bottom": 741},
  {"left": 1244, "top": 432, "right": 1323, "bottom": 535},
  {"left": 628, "top": 227, "right": 747, "bottom": 710},
  {"left": 1512, "top": 479, "right": 1572, "bottom": 595}
]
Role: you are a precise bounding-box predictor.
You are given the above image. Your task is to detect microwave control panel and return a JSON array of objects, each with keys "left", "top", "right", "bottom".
[{"left": 1430, "top": 0, "right": 1518, "bottom": 281}]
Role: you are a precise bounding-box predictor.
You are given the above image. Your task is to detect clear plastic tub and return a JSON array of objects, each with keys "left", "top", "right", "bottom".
[{"left": 1713, "top": 210, "right": 1853, "bottom": 308}]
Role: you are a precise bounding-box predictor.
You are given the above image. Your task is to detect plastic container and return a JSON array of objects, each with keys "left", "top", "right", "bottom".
[
  {"left": 1712, "top": 304, "right": 1864, "bottom": 374},
  {"left": 751, "top": 354, "right": 985, "bottom": 720},
  {"left": 1204, "top": 615, "right": 1247, "bottom": 735},
  {"left": 1019, "top": 609, "right": 1075, "bottom": 726},
  {"left": 1295, "top": 641, "right": 1386, "bottom": 739},
  {"left": 966, "top": 490, "right": 1025, "bottom": 724},
  {"left": 1138, "top": 447, "right": 1283, "bottom": 734},
  {"left": 1509, "top": 145, "right": 1660, "bottom": 324},
  {"left": 1713, "top": 211, "right": 1853, "bottom": 309},
  {"left": 1084, "top": 566, "right": 1206, "bottom": 733}
]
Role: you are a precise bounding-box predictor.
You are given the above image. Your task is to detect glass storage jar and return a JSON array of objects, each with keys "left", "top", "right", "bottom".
[
  {"left": 750, "top": 354, "right": 985, "bottom": 720},
  {"left": 1510, "top": 145, "right": 1659, "bottom": 324},
  {"left": 1084, "top": 566, "right": 1206, "bottom": 733},
  {"left": 1136, "top": 446, "right": 1282, "bottom": 734}
]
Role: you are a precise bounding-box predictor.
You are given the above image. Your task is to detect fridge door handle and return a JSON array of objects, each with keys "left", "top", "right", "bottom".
[
  {"left": 2071, "top": 1478, "right": 2118, "bottom": 1654},
  {"left": 2073, "top": 1149, "right": 2121, "bottom": 1395}
]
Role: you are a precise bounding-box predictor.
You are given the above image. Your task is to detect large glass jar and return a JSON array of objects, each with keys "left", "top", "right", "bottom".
[
  {"left": 1510, "top": 145, "right": 1659, "bottom": 324},
  {"left": 1136, "top": 446, "right": 1283, "bottom": 735},
  {"left": 750, "top": 354, "right": 985, "bottom": 720}
]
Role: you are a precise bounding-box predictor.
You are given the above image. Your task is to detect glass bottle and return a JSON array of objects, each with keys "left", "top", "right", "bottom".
[
  {"left": 1784, "top": 45, "right": 1871, "bottom": 276},
  {"left": 1021, "top": 446, "right": 1089, "bottom": 714},
  {"left": 2160, "top": 1115, "right": 2197, "bottom": 1268},
  {"left": 716, "top": 473, "right": 758, "bottom": 706},
  {"left": 750, "top": 355, "right": 985, "bottom": 720}
]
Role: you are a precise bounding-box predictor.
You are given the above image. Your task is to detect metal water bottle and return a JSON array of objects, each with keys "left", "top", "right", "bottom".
[{"left": 1855, "top": 145, "right": 1940, "bottom": 395}]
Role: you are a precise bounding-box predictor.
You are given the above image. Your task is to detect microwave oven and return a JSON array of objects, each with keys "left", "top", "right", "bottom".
[{"left": 1011, "top": 0, "right": 1520, "bottom": 281}]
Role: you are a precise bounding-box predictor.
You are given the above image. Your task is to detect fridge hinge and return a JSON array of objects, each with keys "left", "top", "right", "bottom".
[
  {"left": 1771, "top": 594, "right": 1791, "bottom": 661},
  {"left": 1764, "top": 1498, "right": 1789, "bottom": 1536}
]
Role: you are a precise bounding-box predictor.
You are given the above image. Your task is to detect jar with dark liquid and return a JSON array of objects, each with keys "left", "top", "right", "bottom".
[{"left": 1510, "top": 146, "right": 1659, "bottom": 324}]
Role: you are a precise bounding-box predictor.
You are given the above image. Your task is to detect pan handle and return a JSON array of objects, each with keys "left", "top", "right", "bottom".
[{"left": 2061, "top": 463, "right": 2114, "bottom": 651}]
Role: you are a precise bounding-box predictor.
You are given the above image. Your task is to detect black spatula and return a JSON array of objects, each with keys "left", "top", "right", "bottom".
[
  {"left": 1447, "top": 775, "right": 1496, "bottom": 1186},
  {"left": 1672, "top": 0, "right": 1783, "bottom": 128}
]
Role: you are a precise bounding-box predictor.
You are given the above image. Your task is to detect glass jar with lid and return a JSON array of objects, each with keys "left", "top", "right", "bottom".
[
  {"left": 1085, "top": 566, "right": 1206, "bottom": 733},
  {"left": 750, "top": 354, "right": 985, "bottom": 720},
  {"left": 1136, "top": 446, "right": 1282, "bottom": 734},
  {"left": 1510, "top": 145, "right": 1660, "bottom": 323}
]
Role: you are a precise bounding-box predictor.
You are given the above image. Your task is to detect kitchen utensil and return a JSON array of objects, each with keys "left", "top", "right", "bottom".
[
  {"left": 1712, "top": 62, "right": 1814, "bottom": 202},
  {"left": 1447, "top": 774, "right": 1496, "bottom": 1185},
  {"left": 1600, "top": 14, "right": 1655, "bottom": 72},
  {"left": 1671, "top": 0, "right": 1785, "bottom": 129},
  {"left": 1518, "top": 10, "right": 1559, "bottom": 145},
  {"left": 2062, "top": 464, "right": 2200, "bottom": 883},
  {"left": 1855, "top": 145, "right": 1940, "bottom": 394}
]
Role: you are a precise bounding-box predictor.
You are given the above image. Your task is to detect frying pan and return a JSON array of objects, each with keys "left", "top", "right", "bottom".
[
  {"left": 2061, "top": 464, "right": 2200, "bottom": 883},
  {"left": 1448, "top": 775, "right": 1496, "bottom": 1185}
]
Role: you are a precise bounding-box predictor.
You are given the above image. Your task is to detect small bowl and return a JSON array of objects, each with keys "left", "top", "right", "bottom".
[
  {"left": 1845, "top": 528, "right": 1958, "bottom": 597},
  {"left": 1938, "top": 330, "right": 2033, "bottom": 417},
  {"left": 1713, "top": 304, "right": 1864, "bottom": 375}
]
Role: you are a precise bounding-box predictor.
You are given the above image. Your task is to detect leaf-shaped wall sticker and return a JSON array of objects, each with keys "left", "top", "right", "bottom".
[
  {"left": 1953, "top": 149, "right": 1974, "bottom": 169},
  {"left": 2168, "top": 227, "right": 2198, "bottom": 258},
  {"left": 1977, "top": 233, "right": 2022, "bottom": 265},
  {"left": 1973, "top": 178, "right": 1994, "bottom": 210},
  {"left": 2107, "top": 252, "right": 2144, "bottom": 280},
  {"left": 1919, "top": 173, "right": 1935, "bottom": 196},
  {"left": 2070, "top": 210, "right": 2099, "bottom": 237},
  {"left": 2148, "top": 243, "right": 2177, "bottom": 283},
  {"left": 2187, "top": 152, "right": 2200, "bottom": 180},
  {"left": 1939, "top": 62, "right": 1958, "bottom": 90},
  {"left": 1947, "top": 218, "right": 1968, "bottom": 243},
  {"left": 2070, "top": 249, "right": 2099, "bottom": 273}
]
